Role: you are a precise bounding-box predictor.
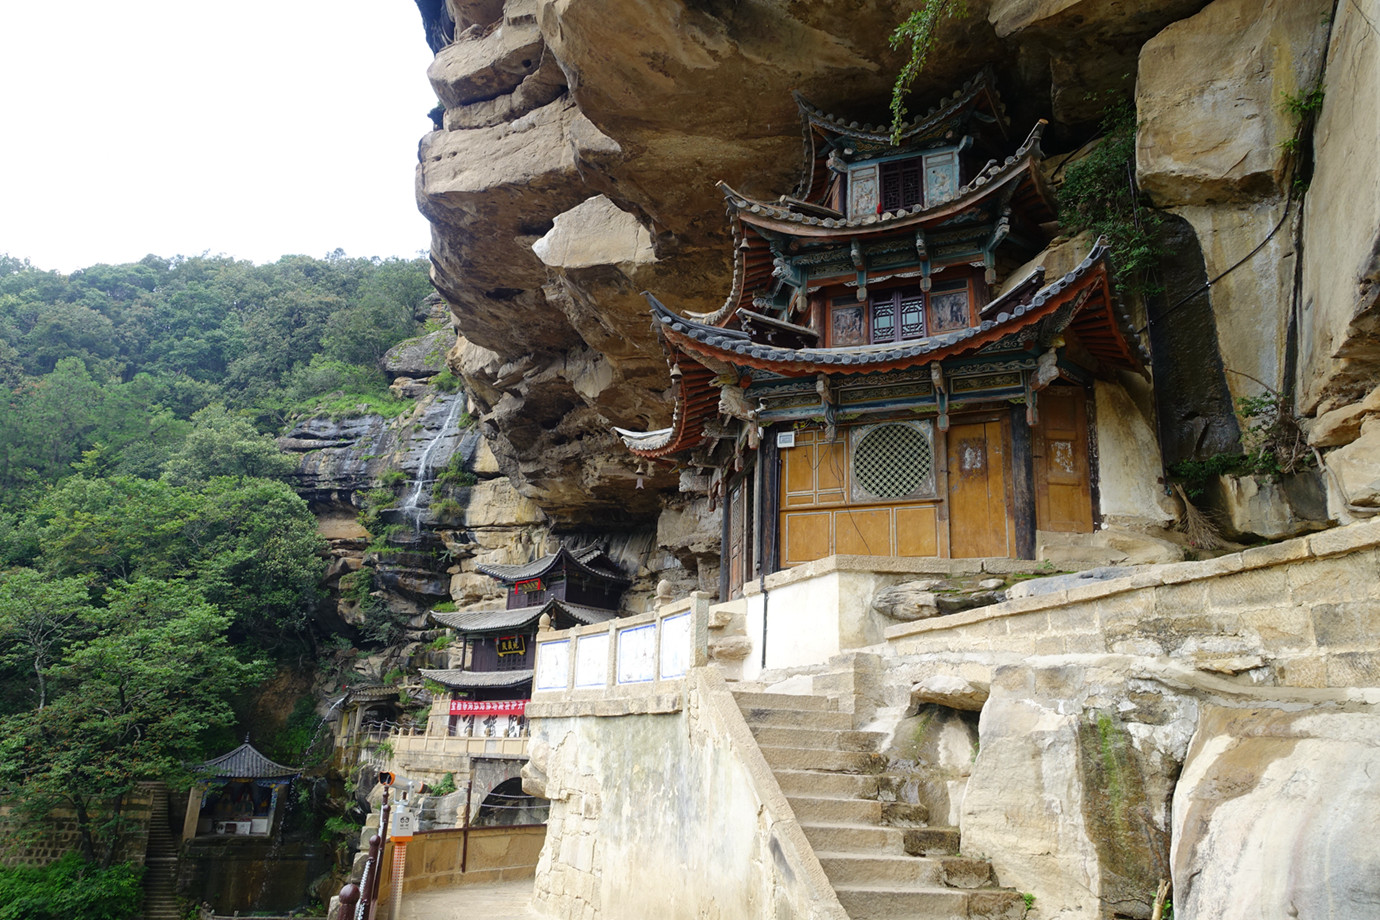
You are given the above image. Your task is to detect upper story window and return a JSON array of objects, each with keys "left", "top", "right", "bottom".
[
  {"left": 847, "top": 148, "right": 961, "bottom": 218},
  {"left": 829, "top": 279, "right": 975, "bottom": 346}
]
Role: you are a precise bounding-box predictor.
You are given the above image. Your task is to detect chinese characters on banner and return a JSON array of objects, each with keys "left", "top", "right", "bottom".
[{"left": 449, "top": 698, "right": 528, "bottom": 716}]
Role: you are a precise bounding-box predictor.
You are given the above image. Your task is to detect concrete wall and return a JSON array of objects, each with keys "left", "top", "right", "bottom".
[
  {"left": 736, "top": 555, "right": 1054, "bottom": 681},
  {"left": 888, "top": 519, "right": 1380, "bottom": 688},
  {"left": 524, "top": 668, "right": 846, "bottom": 920}
]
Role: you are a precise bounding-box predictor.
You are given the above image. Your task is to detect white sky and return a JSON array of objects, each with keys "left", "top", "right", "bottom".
[{"left": 0, "top": 0, "right": 437, "bottom": 272}]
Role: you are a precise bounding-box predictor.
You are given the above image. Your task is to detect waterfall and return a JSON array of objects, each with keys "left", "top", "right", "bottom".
[{"left": 398, "top": 395, "right": 466, "bottom": 529}]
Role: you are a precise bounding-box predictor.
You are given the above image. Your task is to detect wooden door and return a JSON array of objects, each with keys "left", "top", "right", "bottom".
[
  {"left": 1032, "top": 388, "right": 1093, "bottom": 532},
  {"left": 946, "top": 419, "right": 1012, "bottom": 557}
]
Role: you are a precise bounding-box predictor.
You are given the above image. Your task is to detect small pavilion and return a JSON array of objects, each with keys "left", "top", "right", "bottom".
[{"left": 182, "top": 739, "right": 300, "bottom": 842}]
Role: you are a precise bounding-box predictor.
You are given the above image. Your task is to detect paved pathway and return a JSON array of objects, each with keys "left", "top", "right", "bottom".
[{"left": 397, "top": 878, "right": 540, "bottom": 920}]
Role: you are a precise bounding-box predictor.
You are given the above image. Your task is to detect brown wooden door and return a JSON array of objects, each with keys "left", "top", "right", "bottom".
[
  {"left": 1032, "top": 388, "right": 1094, "bottom": 532},
  {"left": 947, "top": 419, "right": 1012, "bottom": 557}
]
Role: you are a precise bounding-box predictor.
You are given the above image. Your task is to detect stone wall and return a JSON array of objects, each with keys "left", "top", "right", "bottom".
[
  {"left": 523, "top": 668, "right": 846, "bottom": 920},
  {"left": 888, "top": 520, "right": 1380, "bottom": 688},
  {"left": 0, "top": 790, "right": 152, "bottom": 868}
]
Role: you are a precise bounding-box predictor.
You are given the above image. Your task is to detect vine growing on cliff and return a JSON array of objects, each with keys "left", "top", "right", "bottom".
[
  {"left": 1057, "top": 100, "right": 1164, "bottom": 295},
  {"left": 888, "top": 0, "right": 969, "bottom": 144}
]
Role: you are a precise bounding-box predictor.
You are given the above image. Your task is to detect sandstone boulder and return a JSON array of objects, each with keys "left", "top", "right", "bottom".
[
  {"left": 1173, "top": 705, "right": 1380, "bottom": 919},
  {"left": 1296, "top": 0, "right": 1380, "bottom": 412},
  {"left": 382, "top": 330, "right": 454, "bottom": 379},
  {"left": 1136, "top": 0, "right": 1332, "bottom": 207},
  {"left": 963, "top": 660, "right": 1197, "bottom": 918},
  {"left": 910, "top": 675, "right": 990, "bottom": 712},
  {"left": 1324, "top": 417, "right": 1380, "bottom": 515},
  {"left": 1205, "top": 471, "right": 1330, "bottom": 541}
]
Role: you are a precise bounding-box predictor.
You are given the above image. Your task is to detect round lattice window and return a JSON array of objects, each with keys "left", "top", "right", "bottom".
[{"left": 851, "top": 422, "right": 934, "bottom": 501}]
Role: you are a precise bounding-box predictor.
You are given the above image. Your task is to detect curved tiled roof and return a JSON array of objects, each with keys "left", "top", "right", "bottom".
[
  {"left": 720, "top": 120, "right": 1049, "bottom": 237},
  {"left": 431, "top": 599, "right": 620, "bottom": 635},
  {"left": 432, "top": 605, "right": 547, "bottom": 633},
  {"left": 418, "top": 668, "right": 534, "bottom": 690},
  {"left": 795, "top": 68, "right": 1008, "bottom": 151},
  {"left": 195, "top": 741, "right": 298, "bottom": 780},
  {"left": 474, "top": 545, "right": 630, "bottom": 586}
]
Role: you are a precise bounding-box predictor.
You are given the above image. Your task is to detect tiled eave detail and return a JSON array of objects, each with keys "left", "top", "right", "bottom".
[
  {"left": 654, "top": 244, "right": 1138, "bottom": 378},
  {"left": 721, "top": 120, "right": 1051, "bottom": 239}
]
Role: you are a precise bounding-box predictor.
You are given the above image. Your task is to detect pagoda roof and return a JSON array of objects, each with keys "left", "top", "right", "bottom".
[
  {"left": 619, "top": 242, "right": 1145, "bottom": 461},
  {"left": 722, "top": 120, "right": 1050, "bottom": 239},
  {"left": 418, "top": 668, "right": 534, "bottom": 690},
  {"left": 431, "top": 599, "right": 619, "bottom": 635},
  {"left": 656, "top": 242, "right": 1137, "bottom": 376},
  {"left": 794, "top": 68, "right": 1010, "bottom": 201},
  {"left": 195, "top": 741, "right": 298, "bottom": 780},
  {"left": 689, "top": 121, "right": 1051, "bottom": 329},
  {"left": 474, "top": 545, "right": 630, "bottom": 586}
]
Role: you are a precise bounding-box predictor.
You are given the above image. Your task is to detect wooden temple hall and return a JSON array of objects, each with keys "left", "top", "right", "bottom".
[
  {"left": 617, "top": 70, "right": 1151, "bottom": 598},
  {"left": 422, "top": 546, "right": 630, "bottom": 733}
]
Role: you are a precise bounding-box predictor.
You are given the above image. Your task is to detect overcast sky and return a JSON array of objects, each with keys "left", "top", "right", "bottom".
[{"left": 0, "top": 0, "right": 437, "bottom": 272}]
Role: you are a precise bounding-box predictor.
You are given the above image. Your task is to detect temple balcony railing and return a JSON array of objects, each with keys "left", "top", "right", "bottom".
[{"left": 529, "top": 593, "right": 710, "bottom": 708}]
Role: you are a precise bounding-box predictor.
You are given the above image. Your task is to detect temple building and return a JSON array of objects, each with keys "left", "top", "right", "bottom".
[
  {"left": 183, "top": 739, "right": 299, "bottom": 841},
  {"left": 422, "top": 545, "right": 630, "bottom": 735},
  {"left": 617, "top": 71, "right": 1154, "bottom": 598}
]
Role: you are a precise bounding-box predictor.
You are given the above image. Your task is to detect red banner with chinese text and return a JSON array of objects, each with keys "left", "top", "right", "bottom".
[{"left": 449, "top": 699, "right": 528, "bottom": 716}]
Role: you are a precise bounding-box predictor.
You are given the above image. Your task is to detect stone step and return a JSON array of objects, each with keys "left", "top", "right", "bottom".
[
  {"left": 834, "top": 885, "right": 1025, "bottom": 920},
  {"left": 787, "top": 795, "right": 881, "bottom": 825},
  {"left": 774, "top": 769, "right": 884, "bottom": 799},
  {"left": 758, "top": 745, "right": 886, "bottom": 774},
  {"left": 833, "top": 884, "right": 969, "bottom": 920},
  {"left": 750, "top": 725, "right": 885, "bottom": 752},
  {"left": 903, "top": 827, "right": 962, "bottom": 857},
  {"left": 801, "top": 822, "right": 905, "bottom": 854},
  {"left": 733, "top": 690, "right": 836, "bottom": 712},
  {"left": 816, "top": 853, "right": 946, "bottom": 888},
  {"left": 739, "top": 706, "right": 855, "bottom": 730}
]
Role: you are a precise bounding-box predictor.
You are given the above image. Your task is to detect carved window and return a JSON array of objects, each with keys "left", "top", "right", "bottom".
[
  {"left": 869, "top": 288, "right": 926, "bottom": 344},
  {"left": 880, "top": 158, "right": 924, "bottom": 212},
  {"left": 850, "top": 421, "right": 936, "bottom": 502}
]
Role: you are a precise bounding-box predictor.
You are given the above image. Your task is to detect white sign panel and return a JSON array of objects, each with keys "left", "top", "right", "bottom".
[
  {"left": 390, "top": 805, "right": 417, "bottom": 839},
  {"left": 574, "top": 633, "right": 610, "bottom": 688},
  {"left": 660, "top": 612, "right": 691, "bottom": 679},
  {"left": 617, "top": 624, "right": 657, "bottom": 684},
  {"left": 534, "top": 639, "right": 571, "bottom": 691}
]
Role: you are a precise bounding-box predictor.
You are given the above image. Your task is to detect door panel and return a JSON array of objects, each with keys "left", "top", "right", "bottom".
[
  {"left": 1033, "top": 388, "right": 1094, "bottom": 532},
  {"left": 834, "top": 508, "right": 893, "bottom": 556},
  {"left": 896, "top": 505, "right": 939, "bottom": 556},
  {"left": 947, "top": 419, "right": 1011, "bottom": 557},
  {"left": 782, "top": 511, "right": 832, "bottom": 565}
]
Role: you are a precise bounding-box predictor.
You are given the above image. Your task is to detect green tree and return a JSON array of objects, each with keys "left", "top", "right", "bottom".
[
  {"left": 0, "top": 578, "right": 264, "bottom": 864},
  {"left": 159, "top": 405, "right": 298, "bottom": 485},
  {"left": 0, "top": 569, "right": 93, "bottom": 712}
]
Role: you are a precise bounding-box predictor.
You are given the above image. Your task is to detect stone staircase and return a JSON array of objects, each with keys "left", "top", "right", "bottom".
[
  {"left": 140, "top": 783, "right": 182, "bottom": 920},
  {"left": 733, "top": 687, "right": 1024, "bottom": 920}
]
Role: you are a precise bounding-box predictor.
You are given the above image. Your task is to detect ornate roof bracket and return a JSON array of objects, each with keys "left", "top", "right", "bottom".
[
  {"left": 815, "top": 374, "right": 838, "bottom": 440},
  {"left": 850, "top": 239, "right": 868, "bottom": 301},
  {"left": 1023, "top": 371, "right": 1039, "bottom": 426},
  {"left": 930, "top": 363, "right": 950, "bottom": 431}
]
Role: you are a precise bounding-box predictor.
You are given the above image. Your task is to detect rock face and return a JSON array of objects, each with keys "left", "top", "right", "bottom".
[
  {"left": 1173, "top": 706, "right": 1380, "bottom": 919},
  {"left": 412, "top": 0, "right": 1380, "bottom": 576}
]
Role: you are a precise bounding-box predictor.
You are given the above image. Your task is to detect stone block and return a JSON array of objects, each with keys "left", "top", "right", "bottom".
[
  {"left": 1238, "top": 538, "right": 1313, "bottom": 569},
  {"left": 1205, "top": 566, "right": 1290, "bottom": 613},
  {"left": 1288, "top": 554, "right": 1377, "bottom": 605},
  {"left": 1308, "top": 521, "right": 1380, "bottom": 557},
  {"left": 1312, "top": 602, "right": 1380, "bottom": 647},
  {"left": 1327, "top": 652, "right": 1380, "bottom": 687}
]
